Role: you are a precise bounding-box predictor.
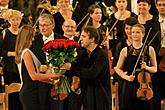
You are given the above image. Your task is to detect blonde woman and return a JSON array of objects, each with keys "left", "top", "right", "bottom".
[
  {"left": 115, "top": 24, "right": 157, "bottom": 110},
  {"left": 0, "top": 9, "right": 23, "bottom": 110}
]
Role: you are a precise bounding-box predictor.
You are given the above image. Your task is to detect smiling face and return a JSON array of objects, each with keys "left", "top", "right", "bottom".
[
  {"left": 0, "top": 0, "right": 9, "bottom": 6},
  {"left": 8, "top": 10, "right": 22, "bottom": 29},
  {"left": 125, "top": 24, "right": 133, "bottom": 38},
  {"left": 132, "top": 26, "right": 144, "bottom": 42},
  {"left": 39, "top": 17, "right": 54, "bottom": 37},
  {"left": 138, "top": 2, "right": 151, "bottom": 14},
  {"left": 58, "top": 0, "right": 70, "bottom": 10},
  {"left": 62, "top": 19, "right": 76, "bottom": 37}
]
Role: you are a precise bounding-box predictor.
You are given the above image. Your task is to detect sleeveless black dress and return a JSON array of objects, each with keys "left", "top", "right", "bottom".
[
  {"left": 120, "top": 45, "right": 151, "bottom": 110},
  {"left": 19, "top": 60, "right": 40, "bottom": 110}
]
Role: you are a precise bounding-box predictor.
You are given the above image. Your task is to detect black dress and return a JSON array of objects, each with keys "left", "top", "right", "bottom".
[
  {"left": 19, "top": 60, "right": 40, "bottom": 110},
  {"left": 120, "top": 45, "right": 151, "bottom": 110},
  {"left": 105, "top": 13, "right": 137, "bottom": 54},
  {"left": 141, "top": 16, "right": 161, "bottom": 55},
  {"left": 0, "top": 28, "right": 22, "bottom": 110}
]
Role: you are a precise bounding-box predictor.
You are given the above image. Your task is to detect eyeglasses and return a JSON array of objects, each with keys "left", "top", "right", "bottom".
[
  {"left": 39, "top": 24, "right": 52, "bottom": 27},
  {"left": 64, "top": 25, "right": 76, "bottom": 29}
]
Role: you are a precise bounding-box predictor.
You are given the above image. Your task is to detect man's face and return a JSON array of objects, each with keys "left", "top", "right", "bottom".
[
  {"left": 62, "top": 20, "right": 76, "bottom": 37},
  {"left": 157, "top": 1, "right": 165, "bottom": 16},
  {"left": 39, "top": 18, "right": 54, "bottom": 37},
  {"left": 0, "top": 0, "right": 9, "bottom": 6},
  {"left": 80, "top": 31, "right": 93, "bottom": 48}
]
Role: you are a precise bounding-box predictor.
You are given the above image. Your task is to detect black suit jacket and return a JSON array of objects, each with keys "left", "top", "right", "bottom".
[{"left": 31, "top": 32, "right": 59, "bottom": 110}]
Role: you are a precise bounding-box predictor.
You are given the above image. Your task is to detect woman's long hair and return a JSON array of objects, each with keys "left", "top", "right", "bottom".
[{"left": 15, "top": 25, "right": 34, "bottom": 64}]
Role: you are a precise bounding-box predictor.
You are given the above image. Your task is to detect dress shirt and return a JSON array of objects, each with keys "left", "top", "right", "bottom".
[
  {"left": 159, "top": 16, "right": 165, "bottom": 47},
  {"left": 131, "top": 0, "right": 138, "bottom": 15},
  {"left": 42, "top": 32, "right": 55, "bottom": 62},
  {"left": 0, "top": 5, "right": 8, "bottom": 10},
  {"left": 43, "top": 32, "right": 55, "bottom": 44},
  {"left": 63, "top": 34, "right": 74, "bottom": 40}
]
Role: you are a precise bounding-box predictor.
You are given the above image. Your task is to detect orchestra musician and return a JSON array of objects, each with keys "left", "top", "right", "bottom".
[
  {"left": 84, "top": 4, "right": 108, "bottom": 47},
  {"left": 153, "top": 0, "right": 165, "bottom": 110},
  {"left": 104, "top": 0, "right": 137, "bottom": 56},
  {"left": 114, "top": 24, "right": 157, "bottom": 110},
  {"left": 0, "top": 9, "right": 23, "bottom": 110},
  {"left": 53, "top": 0, "right": 80, "bottom": 35}
]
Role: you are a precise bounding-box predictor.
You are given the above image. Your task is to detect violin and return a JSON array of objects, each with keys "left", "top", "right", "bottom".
[
  {"left": 159, "top": 47, "right": 165, "bottom": 72},
  {"left": 136, "top": 46, "right": 153, "bottom": 100}
]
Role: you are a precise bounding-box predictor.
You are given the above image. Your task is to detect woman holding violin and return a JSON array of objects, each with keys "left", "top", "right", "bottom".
[{"left": 114, "top": 24, "right": 157, "bottom": 110}]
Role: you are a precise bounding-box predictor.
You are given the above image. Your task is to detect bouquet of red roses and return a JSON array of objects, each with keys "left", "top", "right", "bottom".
[{"left": 42, "top": 38, "right": 80, "bottom": 100}]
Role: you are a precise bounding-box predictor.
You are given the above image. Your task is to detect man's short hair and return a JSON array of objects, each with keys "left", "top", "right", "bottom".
[
  {"left": 82, "top": 26, "right": 100, "bottom": 44},
  {"left": 39, "top": 13, "right": 55, "bottom": 25}
]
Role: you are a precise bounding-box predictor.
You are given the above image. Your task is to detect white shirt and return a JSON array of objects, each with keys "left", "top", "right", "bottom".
[
  {"left": 42, "top": 32, "right": 55, "bottom": 62},
  {"left": 43, "top": 32, "right": 55, "bottom": 44},
  {"left": 159, "top": 16, "right": 165, "bottom": 47},
  {"left": 0, "top": 5, "right": 8, "bottom": 10},
  {"left": 63, "top": 34, "right": 74, "bottom": 40},
  {"left": 131, "top": 0, "right": 138, "bottom": 15}
]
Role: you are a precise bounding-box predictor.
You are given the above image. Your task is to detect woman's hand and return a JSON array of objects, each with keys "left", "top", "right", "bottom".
[
  {"left": 125, "top": 74, "right": 135, "bottom": 82},
  {"left": 141, "top": 61, "right": 148, "bottom": 70},
  {"left": 62, "top": 63, "right": 71, "bottom": 70},
  {"left": 40, "top": 65, "right": 48, "bottom": 72}
]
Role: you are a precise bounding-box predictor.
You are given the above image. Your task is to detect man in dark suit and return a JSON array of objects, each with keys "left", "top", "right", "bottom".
[
  {"left": 31, "top": 13, "right": 57, "bottom": 110},
  {"left": 151, "top": 0, "right": 165, "bottom": 110}
]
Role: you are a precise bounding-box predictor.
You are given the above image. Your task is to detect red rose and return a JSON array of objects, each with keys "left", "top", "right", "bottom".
[{"left": 64, "top": 43, "right": 68, "bottom": 48}]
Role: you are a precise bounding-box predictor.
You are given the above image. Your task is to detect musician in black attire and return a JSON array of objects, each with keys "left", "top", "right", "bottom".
[
  {"left": 150, "top": 0, "right": 165, "bottom": 110},
  {"left": 115, "top": 24, "right": 157, "bottom": 110},
  {"left": 137, "top": 0, "right": 161, "bottom": 55},
  {"left": 113, "top": 17, "right": 138, "bottom": 110},
  {"left": 63, "top": 26, "right": 111, "bottom": 110},
  {"left": 53, "top": 0, "right": 81, "bottom": 35},
  {"left": 104, "top": 0, "right": 137, "bottom": 57}
]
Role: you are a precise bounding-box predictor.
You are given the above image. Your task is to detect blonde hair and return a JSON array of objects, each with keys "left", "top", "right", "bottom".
[
  {"left": 15, "top": 25, "right": 34, "bottom": 64},
  {"left": 132, "top": 24, "right": 145, "bottom": 34},
  {"left": 8, "top": 9, "right": 23, "bottom": 20}
]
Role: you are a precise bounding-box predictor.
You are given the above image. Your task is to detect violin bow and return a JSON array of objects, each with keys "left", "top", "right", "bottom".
[
  {"left": 33, "top": 9, "right": 45, "bottom": 28},
  {"left": 100, "top": 11, "right": 123, "bottom": 46},
  {"left": 147, "top": 31, "right": 159, "bottom": 46},
  {"left": 131, "top": 28, "right": 152, "bottom": 76},
  {"left": 72, "top": 1, "right": 79, "bottom": 12}
]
